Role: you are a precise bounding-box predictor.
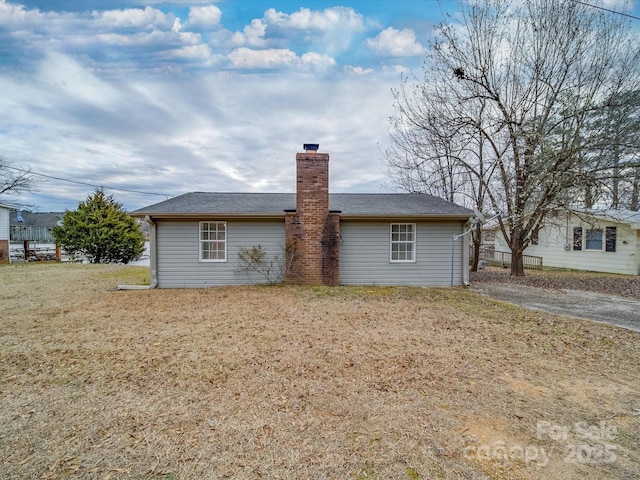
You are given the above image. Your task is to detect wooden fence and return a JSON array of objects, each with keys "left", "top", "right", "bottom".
[{"left": 475, "top": 247, "right": 543, "bottom": 270}]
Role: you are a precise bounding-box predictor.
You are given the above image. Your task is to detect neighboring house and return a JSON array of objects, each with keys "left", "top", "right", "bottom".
[
  {"left": 131, "top": 145, "right": 474, "bottom": 288},
  {"left": 0, "top": 203, "right": 10, "bottom": 264},
  {"left": 9, "top": 211, "right": 64, "bottom": 261},
  {"left": 494, "top": 209, "right": 640, "bottom": 275},
  {"left": 9, "top": 211, "right": 63, "bottom": 243}
]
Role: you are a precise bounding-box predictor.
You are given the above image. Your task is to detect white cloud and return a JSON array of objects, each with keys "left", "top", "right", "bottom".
[
  {"left": 228, "top": 47, "right": 297, "bottom": 69},
  {"left": 35, "top": 51, "right": 122, "bottom": 108},
  {"left": 263, "top": 6, "right": 364, "bottom": 32},
  {"left": 163, "top": 43, "right": 214, "bottom": 60},
  {"left": 345, "top": 65, "right": 374, "bottom": 76},
  {"left": 233, "top": 7, "right": 365, "bottom": 56},
  {"left": 299, "top": 52, "right": 337, "bottom": 71},
  {"left": 185, "top": 5, "right": 222, "bottom": 30},
  {"left": 0, "top": 1, "right": 46, "bottom": 25},
  {"left": 231, "top": 19, "right": 267, "bottom": 47},
  {"left": 92, "top": 7, "right": 175, "bottom": 30},
  {"left": 366, "top": 27, "right": 425, "bottom": 57},
  {"left": 226, "top": 47, "right": 336, "bottom": 72}
]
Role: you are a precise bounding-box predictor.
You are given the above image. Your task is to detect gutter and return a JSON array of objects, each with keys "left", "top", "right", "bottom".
[
  {"left": 117, "top": 215, "right": 158, "bottom": 290},
  {"left": 451, "top": 216, "right": 475, "bottom": 288},
  {"left": 462, "top": 217, "right": 472, "bottom": 287}
]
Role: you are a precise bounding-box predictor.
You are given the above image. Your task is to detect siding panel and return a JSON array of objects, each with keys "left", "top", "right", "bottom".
[
  {"left": 156, "top": 220, "right": 286, "bottom": 287},
  {"left": 339, "top": 221, "right": 466, "bottom": 286},
  {"left": 0, "top": 208, "right": 9, "bottom": 241}
]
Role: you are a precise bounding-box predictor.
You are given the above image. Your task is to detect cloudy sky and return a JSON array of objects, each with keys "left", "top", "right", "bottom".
[{"left": 0, "top": 0, "right": 637, "bottom": 212}]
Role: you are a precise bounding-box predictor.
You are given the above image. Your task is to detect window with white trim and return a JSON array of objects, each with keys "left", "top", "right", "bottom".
[
  {"left": 390, "top": 223, "right": 416, "bottom": 262},
  {"left": 200, "top": 222, "right": 226, "bottom": 261},
  {"left": 585, "top": 228, "right": 603, "bottom": 250}
]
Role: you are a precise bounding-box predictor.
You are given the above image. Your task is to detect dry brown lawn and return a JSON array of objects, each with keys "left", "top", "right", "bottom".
[{"left": 1, "top": 263, "right": 639, "bottom": 480}]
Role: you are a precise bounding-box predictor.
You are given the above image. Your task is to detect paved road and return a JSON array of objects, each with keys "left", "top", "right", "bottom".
[{"left": 470, "top": 283, "right": 640, "bottom": 333}]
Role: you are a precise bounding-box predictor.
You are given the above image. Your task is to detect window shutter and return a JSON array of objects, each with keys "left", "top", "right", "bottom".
[
  {"left": 573, "top": 227, "right": 582, "bottom": 250},
  {"left": 605, "top": 226, "right": 616, "bottom": 252}
]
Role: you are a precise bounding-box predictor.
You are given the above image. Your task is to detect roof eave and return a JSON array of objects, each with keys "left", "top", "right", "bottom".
[
  {"left": 132, "top": 212, "right": 287, "bottom": 220},
  {"left": 338, "top": 213, "right": 473, "bottom": 221}
]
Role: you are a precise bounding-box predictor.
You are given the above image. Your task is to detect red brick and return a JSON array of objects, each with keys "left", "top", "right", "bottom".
[{"left": 285, "top": 150, "right": 340, "bottom": 285}]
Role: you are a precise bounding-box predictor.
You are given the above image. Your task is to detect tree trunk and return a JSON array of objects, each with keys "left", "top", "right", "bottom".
[
  {"left": 585, "top": 181, "right": 594, "bottom": 209},
  {"left": 510, "top": 248, "right": 525, "bottom": 276},
  {"left": 509, "top": 226, "right": 526, "bottom": 276},
  {"left": 631, "top": 165, "right": 640, "bottom": 211},
  {"left": 470, "top": 222, "right": 482, "bottom": 272},
  {"left": 611, "top": 138, "right": 620, "bottom": 209}
]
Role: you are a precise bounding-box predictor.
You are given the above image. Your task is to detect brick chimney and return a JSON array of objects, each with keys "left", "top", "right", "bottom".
[{"left": 285, "top": 144, "right": 340, "bottom": 285}]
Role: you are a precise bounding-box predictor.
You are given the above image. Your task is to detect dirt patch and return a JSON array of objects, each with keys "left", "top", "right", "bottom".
[{"left": 1, "top": 263, "right": 639, "bottom": 479}]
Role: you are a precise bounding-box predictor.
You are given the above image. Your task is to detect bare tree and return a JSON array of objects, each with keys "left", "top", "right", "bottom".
[
  {"left": 386, "top": 80, "right": 495, "bottom": 270},
  {"left": 386, "top": 0, "right": 640, "bottom": 276},
  {"left": 0, "top": 158, "right": 36, "bottom": 198},
  {"left": 590, "top": 90, "right": 640, "bottom": 209}
]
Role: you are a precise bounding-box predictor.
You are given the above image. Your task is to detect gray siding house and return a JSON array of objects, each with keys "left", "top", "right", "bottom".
[{"left": 132, "top": 146, "right": 473, "bottom": 288}]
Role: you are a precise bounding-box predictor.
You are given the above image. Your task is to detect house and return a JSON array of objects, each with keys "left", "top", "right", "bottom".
[
  {"left": 9, "top": 211, "right": 63, "bottom": 261},
  {"left": 493, "top": 209, "right": 640, "bottom": 275},
  {"left": 9, "top": 211, "right": 63, "bottom": 240},
  {"left": 0, "top": 203, "right": 10, "bottom": 264},
  {"left": 131, "top": 145, "right": 474, "bottom": 288}
]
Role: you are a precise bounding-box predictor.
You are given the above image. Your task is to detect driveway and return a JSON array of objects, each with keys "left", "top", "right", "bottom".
[{"left": 470, "top": 282, "right": 640, "bottom": 333}]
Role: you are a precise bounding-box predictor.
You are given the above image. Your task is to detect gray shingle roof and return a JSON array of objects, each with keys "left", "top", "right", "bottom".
[
  {"left": 131, "top": 192, "right": 472, "bottom": 218},
  {"left": 9, "top": 211, "right": 64, "bottom": 227}
]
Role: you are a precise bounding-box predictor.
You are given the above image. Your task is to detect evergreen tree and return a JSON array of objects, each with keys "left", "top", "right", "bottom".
[{"left": 53, "top": 190, "right": 145, "bottom": 264}]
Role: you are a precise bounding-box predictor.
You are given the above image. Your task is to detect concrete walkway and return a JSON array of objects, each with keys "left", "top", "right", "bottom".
[{"left": 471, "top": 283, "right": 640, "bottom": 333}]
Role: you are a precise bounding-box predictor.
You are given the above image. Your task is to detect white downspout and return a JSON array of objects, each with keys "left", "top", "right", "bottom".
[
  {"left": 462, "top": 221, "right": 470, "bottom": 286},
  {"left": 146, "top": 215, "right": 158, "bottom": 288},
  {"left": 450, "top": 217, "right": 475, "bottom": 288}
]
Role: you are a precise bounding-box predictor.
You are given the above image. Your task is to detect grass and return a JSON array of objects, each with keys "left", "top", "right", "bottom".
[{"left": 0, "top": 263, "right": 639, "bottom": 479}]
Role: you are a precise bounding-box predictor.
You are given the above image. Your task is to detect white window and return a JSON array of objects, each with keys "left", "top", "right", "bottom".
[
  {"left": 200, "top": 222, "right": 226, "bottom": 261},
  {"left": 585, "top": 228, "right": 603, "bottom": 250},
  {"left": 390, "top": 223, "right": 416, "bottom": 262}
]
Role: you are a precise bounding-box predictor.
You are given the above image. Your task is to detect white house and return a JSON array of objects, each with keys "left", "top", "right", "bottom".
[
  {"left": 132, "top": 145, "right": 474, "bottom": 288},
  {"left": 0, "top": 203, "right": 10, "bottom": 264},
  {"left": 494, "top": 209, "right": 640, "bottom": 275}
]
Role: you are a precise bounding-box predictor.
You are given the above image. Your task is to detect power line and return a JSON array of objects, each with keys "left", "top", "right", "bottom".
[
  {"left": 3, "top": 164, "right": 170, "bottom": 199},
  {"left": 569, "top": 0, "right": 640, "bottom": 21}
]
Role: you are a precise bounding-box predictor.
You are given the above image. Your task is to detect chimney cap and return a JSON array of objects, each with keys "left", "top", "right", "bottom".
[{"left": 303, "top": 143, "right": 319, "bottom": 152}]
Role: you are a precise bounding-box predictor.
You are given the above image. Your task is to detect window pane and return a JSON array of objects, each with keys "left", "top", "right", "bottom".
[
  {"left": 390, "top": 224, "right": 415, "bottom": 262},
  {"left": 585, "top": 229, "right": 603, "bottom": 250},
  {"left": 200, "top": 222, "right": 226, "bottom": 261}
]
